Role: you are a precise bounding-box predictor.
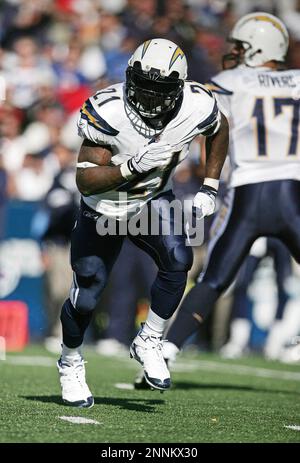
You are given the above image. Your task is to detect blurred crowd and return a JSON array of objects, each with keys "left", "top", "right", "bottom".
[
  {"left": 1, "top": 0, "right": 300, "bottom": 360},
  {"left": 1, "top": 0, "right": 300, "bottom": 203}
]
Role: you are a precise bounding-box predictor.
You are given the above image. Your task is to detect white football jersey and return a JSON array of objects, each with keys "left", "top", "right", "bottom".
[
  {"left": 77, "top": 81, "right": 220, "bottom": 219},
  {"left": 207, "top": 65, "right": 300, "bottom": 187}
]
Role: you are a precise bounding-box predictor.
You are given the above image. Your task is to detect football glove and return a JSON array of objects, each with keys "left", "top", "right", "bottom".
[
  {"left": 120, "top": 142, "right": 173, "bottom": 179},
  {"left": 193, "top": 184, "right": 218, "bottom": 218}
]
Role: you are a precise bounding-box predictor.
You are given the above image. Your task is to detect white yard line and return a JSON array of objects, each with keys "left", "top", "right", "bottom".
[
  {"left": 173, "top": 359, "right": 300, "bottom": 381},
  {"left": 122, "top": 356, "right": 300, "bottom": 381},
  {"left": 3, "top": 353, "right": 300, "bottom": 382},
  {"left": 284, "top": 425, "right": 300, "bottom": 431},
  {"left": 3, "top": 355, "right": 55, "bottom": 367},
  {"left": 59, "top": 416, "right": 100, "bottom": 425},
  {"left": 114, "top": 383, "right": 135, "bottom": 390}
]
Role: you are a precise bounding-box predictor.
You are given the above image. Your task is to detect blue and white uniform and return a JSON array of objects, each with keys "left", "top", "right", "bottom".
[
  {"left": 61, "top": 79, "right": 222, "bottom": 346},
  {"left": 166, "top": 66, "right": 300, "bottom": 348},
  {"left": 77, "top": 81, "right": 220, "bottom": 220},
  {"left": 200, "top": 65, "right": 300, "bottom": 292},
  {"left": 209, "top": 65, "right": 300, "bottom": 187}
]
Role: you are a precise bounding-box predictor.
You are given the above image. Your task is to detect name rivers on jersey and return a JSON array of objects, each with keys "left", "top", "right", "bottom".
[{"left": 207, "top": 65, "right": 300, "bottom": 188}]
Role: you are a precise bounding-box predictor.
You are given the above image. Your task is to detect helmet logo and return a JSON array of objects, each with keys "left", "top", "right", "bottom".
[
  {"left": 148, "top": 67, "right": 161, "bottom": 80},
  {"left": 141, "top": 40, "right": 152, "bottom": 59},
  {"left": 254, "top": 15, "right": 286, "bottom": 36},
  {"left": 169, "top": 46, "right": 185, "bottom": 70},
  {"left": 240, "top": 14, "right": 288, "bottom": 42}
]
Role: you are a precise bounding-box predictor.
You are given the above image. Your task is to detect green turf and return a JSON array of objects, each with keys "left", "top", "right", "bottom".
[{"left": 0, "top": 345, "right": 299, "bottom": 443}]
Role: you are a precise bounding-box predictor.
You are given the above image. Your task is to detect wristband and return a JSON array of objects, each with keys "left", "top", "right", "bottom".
[
  {"left": 203, "top": 177, "right": 219, "bottom": 190},
  {"left": 120, "top": 161, "right": 135, "bottom": 180},
  {"left": 199, "top": 184, "right": 217, "bottom": 200}
]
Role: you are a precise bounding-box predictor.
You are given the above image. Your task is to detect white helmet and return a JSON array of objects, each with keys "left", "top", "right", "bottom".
[
  {"left": 126, "top": 38, "right": 187, "bottom": 118},
  {"left": 228, "top": 12, "right": 289, "bottom": 67}
]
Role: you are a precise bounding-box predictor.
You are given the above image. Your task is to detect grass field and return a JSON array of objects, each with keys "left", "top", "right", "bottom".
[{"left": 0, "top": 345, "right": 299, "bottom": 443}]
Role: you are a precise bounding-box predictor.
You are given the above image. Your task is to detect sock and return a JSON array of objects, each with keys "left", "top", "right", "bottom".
[
  {"left": 142, "top": 308, "right": 168, "bottom": 338},
  {"left": 61, "top": 343, "right": 82, "bottom": 363}
]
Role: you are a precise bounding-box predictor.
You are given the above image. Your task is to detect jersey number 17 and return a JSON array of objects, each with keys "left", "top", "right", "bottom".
[{"left": 252, "top": 97, "right": 300, "bottom": 156}]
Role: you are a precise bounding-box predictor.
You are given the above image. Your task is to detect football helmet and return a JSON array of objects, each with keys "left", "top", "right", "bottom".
[
  {"left": 223, "top": 12, "right": 289, "bottom": 69},
  {"left": 126, "top": 38, "right": 187, "bottom": 119}
]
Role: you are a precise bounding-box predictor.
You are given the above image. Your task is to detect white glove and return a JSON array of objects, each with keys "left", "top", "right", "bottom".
[
  {"left": 193, "top": 185, "right": 217, "bottom": 218},
  {"left": 120, "top": 142, "right": 173, "bottom": 179}
]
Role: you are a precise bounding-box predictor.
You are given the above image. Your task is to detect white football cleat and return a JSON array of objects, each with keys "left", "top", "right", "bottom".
[
  {"left": 57, "top": 355, "right": 94, "bottom": 408},
  {"left": 130, "top": 327, "right": 171, "bottom": 391},
  {"left": 219, "top": 342, "right": 246, "bottom": 359},
  {"left": 133, "top": 340, "right": 179, "bottom": 390},
  {"left": 162, "top": 340, "right": 179, "bottom": 369},
  {"left": 95, "top": 338, "right": 128, "bottom": 358},
  {"left": 279, "top": 337, "right": 300, "bottom": 364}
]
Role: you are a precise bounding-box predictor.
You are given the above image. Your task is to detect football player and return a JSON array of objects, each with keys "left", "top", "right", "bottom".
[
  {"left": 154, "top": 12, "right": 300, "bottom": 369},
  {"left": 57, "top": 38, "right": 229, "bottom": 407}
]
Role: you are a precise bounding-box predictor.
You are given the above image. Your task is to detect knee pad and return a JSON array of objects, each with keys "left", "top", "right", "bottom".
[
  {"left": 166, "top": 242, "right": 193, "bottom": 272},
  {"left": 70, "top": 256, "right": 108, "bottom": 315},
  {"left": 72, "top": 256, "right": 107, "bottom": 281}
]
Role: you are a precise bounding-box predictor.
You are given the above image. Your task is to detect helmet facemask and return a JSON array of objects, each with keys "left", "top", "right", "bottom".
[
  {"left": 222, "top": 39, "right": 251, "bottom": 70},
  {"left": 125, "top": 62, "right": 184, "bottom": 119}
]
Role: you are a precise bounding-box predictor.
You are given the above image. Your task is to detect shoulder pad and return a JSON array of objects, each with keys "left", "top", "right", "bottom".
[
  {"left": 171, "top": 81, "right": 221, "bottom": 137},
  {"left": 185, "top": 80, "right": 215, "bottom": 98},
  {"left": 80, "top": 84, "right": 124, "bottom": 136},
  {"left": 206, "top": 69, "right": 238, "bottom": 95},
  {"left": 183, "top": 81, "right": 217, "bottom": 116}
]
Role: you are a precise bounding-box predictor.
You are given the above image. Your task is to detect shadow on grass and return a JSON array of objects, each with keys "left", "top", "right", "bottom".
[
  {"left": 172, "top": 381, "right": 299, "bottom": 394},
  {"left": 22, "top": 395, "right": 165, "bottom": 413}
]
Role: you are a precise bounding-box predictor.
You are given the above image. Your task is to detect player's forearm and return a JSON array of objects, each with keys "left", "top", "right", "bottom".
[
  {"left": 205, "top": 113, "right": 229, "bottom": 181},
  {"left": 76, "top": 139, "right": 125, "bottom": 196},
  {"left": 76, "top": 165, "right": 124, "bottom": 196}
]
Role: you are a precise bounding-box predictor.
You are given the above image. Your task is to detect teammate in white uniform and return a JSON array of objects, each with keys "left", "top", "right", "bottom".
[
  {"left": 211, "top": 64, "right": 300, "bottom": 187},
  {"left": 142, "top": 13, "right": 300, "bottom": 377},
  {"left": 56, "top": 38, "right": 229, "bottom": 406}
]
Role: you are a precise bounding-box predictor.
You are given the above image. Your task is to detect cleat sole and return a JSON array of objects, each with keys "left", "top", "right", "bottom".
[
  {"left": 144, "top": 372, "right": 171, "bottom": 391},
  {"left": 62, "top": 396, "right": 94, "bottom": 409}
]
